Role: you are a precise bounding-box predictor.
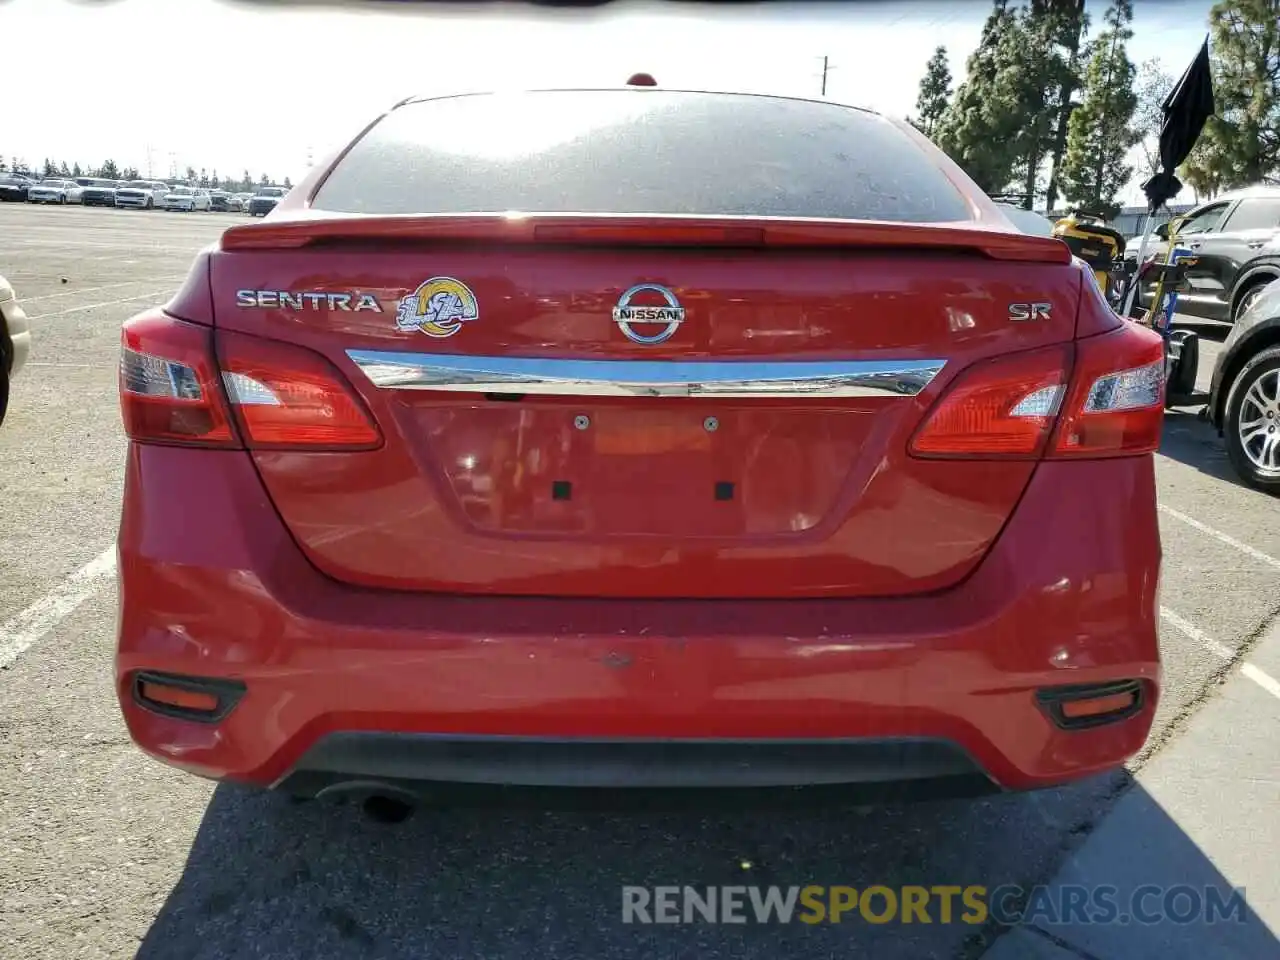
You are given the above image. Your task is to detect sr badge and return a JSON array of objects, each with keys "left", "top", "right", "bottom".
[{"left": 395, "top": 277, "right": 479, "bottom": 338}]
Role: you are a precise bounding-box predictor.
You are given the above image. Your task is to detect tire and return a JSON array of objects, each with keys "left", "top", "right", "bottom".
[
  {"left": 1167, "top": 331, "right": 1199, "bottom": 405},
  {"left": 0, "top": 360, "right": 9, "bottom": 429},
  {"left": 146, "top": 198, "right": 153, "bottom": 210},
  {"left": 1232, "top": 280, "right": 1274, "bottom": 326},
  {"left": 1223, "top": 345, "right": 1280, "bottom": 495}
]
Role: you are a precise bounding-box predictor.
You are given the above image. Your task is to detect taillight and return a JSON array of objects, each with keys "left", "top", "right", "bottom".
[
  {"left": 216, "top": 329, "right": 381, "bottom": 450},
  {"left": 1050, "top": 322, "right": 1165, "bottom": 458},
  {"left": 910, "top": 322, "right": 1165, "bottom": 461},
  {"left": 909, "top": 345, "right": 1071, "bottom": 458},
  {"left": 119, "top": 310, "right": 237, "bottom": 447}
]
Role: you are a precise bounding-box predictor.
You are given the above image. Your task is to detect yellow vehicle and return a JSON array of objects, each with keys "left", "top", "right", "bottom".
[{"left": 1051, "top": 211, "right": 1127, "bottom": 299}]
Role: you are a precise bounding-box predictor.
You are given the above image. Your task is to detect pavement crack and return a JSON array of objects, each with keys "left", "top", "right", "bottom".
[{"left": 1024, "top": 923, "right": 1108, "bottom": 960}]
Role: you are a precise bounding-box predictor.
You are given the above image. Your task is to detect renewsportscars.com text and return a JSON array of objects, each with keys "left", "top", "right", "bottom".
[{"left": 621, "top": 884, "right": 1248, "bottom": 926}]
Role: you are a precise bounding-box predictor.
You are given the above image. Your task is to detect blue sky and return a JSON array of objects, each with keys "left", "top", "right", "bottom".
[{"left": 4, "top": 0, "right": 1211, "bottom": 205}]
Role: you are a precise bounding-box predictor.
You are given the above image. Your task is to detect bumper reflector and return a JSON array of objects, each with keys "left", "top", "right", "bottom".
[
  {"left": 1036, "top": 680, "right": 1143, "bottom": 730},
  {"left": 132, "top": 671, "right": 245, "bottom": 723}
]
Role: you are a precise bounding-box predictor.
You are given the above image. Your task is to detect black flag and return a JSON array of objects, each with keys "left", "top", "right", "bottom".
[{"left": 1142, "top": 36, "right": 1216, "bottom": 210}]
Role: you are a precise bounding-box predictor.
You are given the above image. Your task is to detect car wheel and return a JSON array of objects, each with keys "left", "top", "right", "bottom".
[
  {"left": 1232, "top": 281, "right": 1274, "bottom": 326},
  {"left": 1224, "top": 345, "right": 1280, "bottom": 495},
  {"left": 146, "top": 199, "right": 154, "bottom": 210}
]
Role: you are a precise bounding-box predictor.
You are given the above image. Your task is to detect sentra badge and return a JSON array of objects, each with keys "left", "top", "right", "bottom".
[
  {"left": 613, "top": 283, "right": 686, "bottom": 345},
  {"left": 236, "top": 290, "right": 383, "bottom": 312},
  {"left": 395, "top": 277, "right": 480, "bottom": 339}
]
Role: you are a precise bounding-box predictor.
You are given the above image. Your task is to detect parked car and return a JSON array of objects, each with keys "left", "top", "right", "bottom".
[
  {"left": 27, "top": 178, "right": 83, "bottom": 204},
  {"left": 115, "top": 180, "right": 170, "bottom": 209},
  {"left": 994, "top": 202, "right": 1056, "bottom": 237},
  {"left": 115, "top": 85, "right": 1167, "bottom": 808},
  {"left": 0, "top": 174, "right": 32, "bottom": 202},
  {"left": 1208, "top": 276, "right": 1280, "bottom": 494},
  {"left": 1, "top": 273, "right": 31, "bottom": 427},
  {"left": 235, "top": 192, "right": 255, "bottom": 212},
  {"left": 81, "top": 178, "right": 122, "bottom": 207},
  {"left": 209, "top": 191, "right": 240, "bottom": 212},
  {"left": 247, "top": 185, "right": 287, "bottom": 217},
  {"left": 163, "top": 186, "right": 212, "bottom": 212},
  {"left": 1122, "top": 185, "right": 1280, "bottom": 324}
]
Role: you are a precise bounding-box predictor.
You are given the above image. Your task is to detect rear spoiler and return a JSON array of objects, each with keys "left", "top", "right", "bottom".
[{"left": 220, "top": 213, "right": 1071, "bottom": 264}]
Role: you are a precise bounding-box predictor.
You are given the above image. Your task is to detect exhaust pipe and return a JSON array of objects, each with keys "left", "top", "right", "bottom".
[
  {"left": 362, "top": 793, "right": 415, "bottom": 825},
  {"left": 308, "top": 780, "right": 419, "bottom": 823}
]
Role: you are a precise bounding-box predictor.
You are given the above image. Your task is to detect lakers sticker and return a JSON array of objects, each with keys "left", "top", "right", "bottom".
[{"left": 395, "top": 277, "right": 479, "bottom": 338}]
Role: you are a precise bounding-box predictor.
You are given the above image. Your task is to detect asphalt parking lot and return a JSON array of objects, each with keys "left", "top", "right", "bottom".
[{"left": 1, "top": 203, "right": 1278, "bottom": 960}]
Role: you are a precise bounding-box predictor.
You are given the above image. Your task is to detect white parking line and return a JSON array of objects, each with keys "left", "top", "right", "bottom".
[
  {"left": 19, "top": 277, "right": 186, "bottom": 304},
  {"left": 1161, "top": 606, "right": 1280, "bottom": 702},
  {"left": 0, "top": 549, "right": 117, "bottom": 671},
  {"left": 26, "top": 290, "right": 175, "bottom": 320},
  {"left": 1158, "top": 503, "right": 1280, "bottom": 571}
]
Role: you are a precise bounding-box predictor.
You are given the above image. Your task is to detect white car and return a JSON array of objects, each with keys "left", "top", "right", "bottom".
[
  {"left": 995, "top": 202, "right": 1056, "bottom": 237},
  {"left": 115, "top": 180, "right": 170, "bottom": 209},
  {"left": 27, "top": 178, "right": 83, "bottom": 204},
  {"left": 163, "top": 186, "right": 212, "bottom": 212},
  {"left": 1, "top": 273, "right": 31, "bottom": 427}
]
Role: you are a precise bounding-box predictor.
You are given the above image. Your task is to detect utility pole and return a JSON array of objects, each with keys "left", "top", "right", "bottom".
[
  {"left": 819, "top": 56, "right": 836, "bottom": 98},
  {"left": 145, "top": 144, "right": 154, "bottom": 179}
]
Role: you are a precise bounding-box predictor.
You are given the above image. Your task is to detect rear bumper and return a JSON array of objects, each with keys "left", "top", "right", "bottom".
[
  {"left": 115, "top": 446, "right": 1162, "bottom": 795},
  {"left": 278, "top": 733, "right": 999, "bottom": 803}
]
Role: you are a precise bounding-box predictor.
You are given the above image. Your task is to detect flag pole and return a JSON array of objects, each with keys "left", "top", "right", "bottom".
[{"left": 1122, "top": 203, "right": 1155, "bottom": 318}]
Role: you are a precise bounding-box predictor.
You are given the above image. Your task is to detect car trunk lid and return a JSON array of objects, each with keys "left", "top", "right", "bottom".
[{"left": 205, "top": 214, "right": 1082, "bottom": 599}]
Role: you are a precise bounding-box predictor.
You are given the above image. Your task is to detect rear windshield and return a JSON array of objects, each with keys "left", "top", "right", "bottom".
[
  {"left": 311, "top": 90, "right": 971, "bottom": 222},
  {"left": 257, "top": 188, "right": 285, "bottom": 197}
]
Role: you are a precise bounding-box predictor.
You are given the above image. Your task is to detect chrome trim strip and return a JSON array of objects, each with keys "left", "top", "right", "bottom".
[{"left": 346, "top": 351, "right": 945, "bottom": 398}]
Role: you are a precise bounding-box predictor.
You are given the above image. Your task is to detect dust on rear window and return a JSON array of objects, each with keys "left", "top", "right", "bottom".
[{"left": 311, "top": 90, "right": 972, "bottom": 223}]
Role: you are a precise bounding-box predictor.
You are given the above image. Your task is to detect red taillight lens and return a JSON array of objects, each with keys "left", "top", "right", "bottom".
[
  {"left": 910, "top": 323, "right": 1165, "bottom": 461},
  {"left": 1050, "top": 322, "right": 1165, "bottom": 458},
  {"left": 217, "top": 330, "right": 381, "bottom": 450},
  {"left": 909, "top": 345, "right": 1071, "bottom": 458},
  {"left": 119, "top": 311, "right": 237, "bottom": 447}
]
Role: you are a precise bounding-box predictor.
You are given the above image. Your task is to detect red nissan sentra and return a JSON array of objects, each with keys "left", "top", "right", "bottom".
[{"left": 114, "top": 86, "right": 1164, "bottom": 803}]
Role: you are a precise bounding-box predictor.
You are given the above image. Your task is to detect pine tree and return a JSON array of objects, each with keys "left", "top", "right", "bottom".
[
  {"left": 995, "top": 0, "right": 1090, "bottom": 208},
  {"left": 283, "top": 176, "right": 293, "bottom": 190},
  {"left": 72, "top": 162, "right": 83, "bottom": 178},
  {"left": 211, "top": 169, "right": 220, "bottom": 188},
  {"left": 121, "top": 167, "right": 140, "bottom": 181},
  {"left": 1185, "top": 0, "right": 1280, "bottom": 189},
  {"left": 1043, "top": 0, "right": 1090, "bottom": 211},
  {"left": 911, "top": 46, "right": 953, "bottom": 138},
  {"left": 1060, "top": 0, "right": 1139, "bottom": 218},
  {"left": 259, "top": 173, "right": 270, "bottom": 187},
  {"left": 57, "top": 160, "right": 71, "bottom": 177},
  {"left": 42, "top": 158, "right": 55, "bottom": 177},
  {"left": 242, "top": 170, "right": 252, "bottom": 192},
  {"left": 99, "top": 159, "right": 120, "bottom": 179},
  {"left": 935, "top": 1, "right": 1024, "bottom": 194}
]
